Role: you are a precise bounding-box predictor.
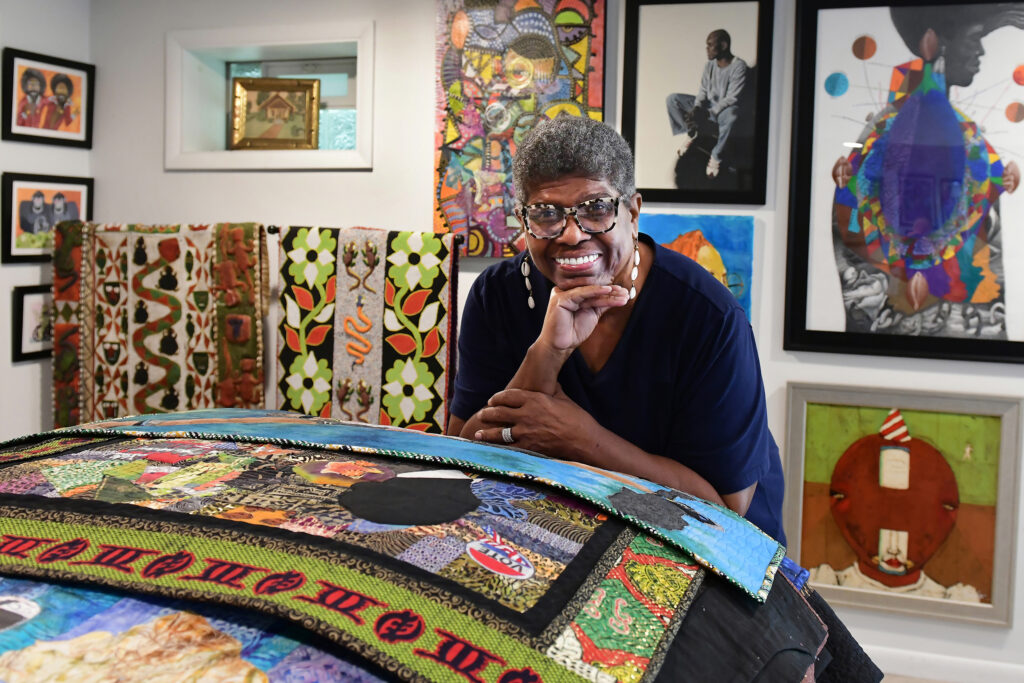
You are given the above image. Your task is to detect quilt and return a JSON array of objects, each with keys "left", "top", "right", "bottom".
[
  {"left": 52, "top": 222, "right": 267, "bottom": 428},
  {"left": 0, "top": 409, "right": 815, "bottom": 682},
  {"left": 276, "top": 227, "right": 459, "bottom": 434}
]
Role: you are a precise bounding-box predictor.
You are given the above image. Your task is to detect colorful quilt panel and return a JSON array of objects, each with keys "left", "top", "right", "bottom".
[
  {"left": 52, "top": 222, "right": 267, "bottom": 428},
  {"left": 0, "top": 412, "right": 731, "bottom": 682},
  {"left": 4, "top": 409, "right": 782, "bottom": 600},
  {"left": 434, "top": 0, "right": 607, "bottom": 257},
  {"left": 276, "top": 227, "right": 458, "bottom": 434}
]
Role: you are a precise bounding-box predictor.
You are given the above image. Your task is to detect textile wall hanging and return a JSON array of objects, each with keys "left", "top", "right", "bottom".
[
  {"left": 52, "top": 222, "right": 267, "bottom": 427},
  {"left": 0, "top": 409, "right": 853, "bottom": 681},
  {"left": 276, "top": 227, "right": 459, "bottom": 433},
  {"left": 434, "top": 0, "right": 607, "bottom": 257}
]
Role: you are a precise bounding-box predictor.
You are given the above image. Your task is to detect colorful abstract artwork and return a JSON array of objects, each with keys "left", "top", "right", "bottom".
[
  {"left": 0, "top": 409, "right": 821, "bottom": 680},
  {"left": 276, "top": 227, "right": 458, "bottom": 433},
  {"left": 0, "top": 577, "right": 373, "bottom": 681},
  {"left": 794, "top": 3, "right": 1023, "bottom": 346},
  {"left": 434, "top": 0, "right": 606, "bottom": 257},
  {"left": 51, "top": 222, "right": 266, "bottom": 427},
  {"left": 785, "top": 384, "right": 1020, "bottom": 624},
  {"left": 639, "top": 213, "right": 754, "bottom": 318}
]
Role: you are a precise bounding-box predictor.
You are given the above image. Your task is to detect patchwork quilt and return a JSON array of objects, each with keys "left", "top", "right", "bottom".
[
  {"left": 276, "top": 227, "right": 459, "bottom": 433},
  {"left": 0, "top": 409, "right": 827, "bottom": 682},
  {"left": 52, "top": 222, "right": 267, "bottom": 428}
]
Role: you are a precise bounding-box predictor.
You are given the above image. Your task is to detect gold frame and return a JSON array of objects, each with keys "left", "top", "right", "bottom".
[{"left": 230, "top": 78, "right": 319, "bottom": 150}]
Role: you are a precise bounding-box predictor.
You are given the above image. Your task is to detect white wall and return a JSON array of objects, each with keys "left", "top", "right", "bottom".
[
  {"left": 0, "top": 0, "right": 91, "bottom": 440},
  {"left": 0, "top": 0, "right": 1021, "bottom": 679}
]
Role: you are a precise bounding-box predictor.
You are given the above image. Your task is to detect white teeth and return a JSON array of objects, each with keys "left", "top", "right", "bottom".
[{"left": 555, "top": 254, "right": 599, "bottom": 266}]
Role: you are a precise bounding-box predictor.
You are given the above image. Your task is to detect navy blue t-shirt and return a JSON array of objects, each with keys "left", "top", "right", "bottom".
[{"left": 451, "top": 233, "right": 786, "bottom": 543}]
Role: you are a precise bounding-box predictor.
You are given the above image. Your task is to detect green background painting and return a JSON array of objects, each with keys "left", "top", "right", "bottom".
[{"left": 804, "top": 404, "right": 1001, "bottom": 505}]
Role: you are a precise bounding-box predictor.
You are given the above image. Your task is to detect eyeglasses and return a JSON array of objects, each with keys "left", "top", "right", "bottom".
[{"left": 518, "top": 196, "right": 623, "bottom": 240}]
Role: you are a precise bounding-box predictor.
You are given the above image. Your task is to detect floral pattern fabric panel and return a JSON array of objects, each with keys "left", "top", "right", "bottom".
[
  {"left": 52, "top": 222, "right": 266, "bottom": 427},
  {"left": 277, "top": 227, "right": 457, "bottom": 432}
]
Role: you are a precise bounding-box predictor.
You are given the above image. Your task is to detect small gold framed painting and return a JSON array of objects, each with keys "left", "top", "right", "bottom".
[{"left": 230, "top": 78, "right": 319, "bottom": 150}]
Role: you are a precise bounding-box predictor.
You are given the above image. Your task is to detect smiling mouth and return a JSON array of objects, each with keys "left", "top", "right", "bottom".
[{"left": 555, "top": 254, "right": 599, "bottom": 267}]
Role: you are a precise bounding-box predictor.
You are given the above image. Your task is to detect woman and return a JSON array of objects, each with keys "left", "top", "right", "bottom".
[{"left": 447, "top": 115, "right": 785, "bottom": 543}]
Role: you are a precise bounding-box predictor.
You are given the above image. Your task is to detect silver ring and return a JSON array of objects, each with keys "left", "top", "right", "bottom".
[{"left": 501, "top": 426, "right": 514, "bottom": 444}]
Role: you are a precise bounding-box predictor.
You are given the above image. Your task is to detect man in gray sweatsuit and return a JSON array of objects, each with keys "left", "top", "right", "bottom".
[{"left": 666, "top": 29, "right": 747, "bottom": 178}]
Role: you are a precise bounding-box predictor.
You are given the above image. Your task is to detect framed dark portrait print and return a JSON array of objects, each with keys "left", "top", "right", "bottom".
[
  {"left": 784, "top": 1, "right": 1024, "bottom": 363},
  {"left": 622, "top": 0, "right": 774, "bottom": 204},
  {"left": 2, "top": 48, "right": 95, "bottom": 148},
  {"left": 1, "top": 172, "right": 94, "bottom": 263},
  {"left": 12, "top": 284, "right": 54, "bottom": 362}
]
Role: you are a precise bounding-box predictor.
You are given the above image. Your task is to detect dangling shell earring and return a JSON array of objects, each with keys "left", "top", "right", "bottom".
[
  {"left": 522, "top": 253, "right": 535, "bottom": 309},
  {"left": 629, "top": 238, "right": 639, "bottom": 300},
  {"left": 934, "top": 44, "right": 945, "bottom": 75}
]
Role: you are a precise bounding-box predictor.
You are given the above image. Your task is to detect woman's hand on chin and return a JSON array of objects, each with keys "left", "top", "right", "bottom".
[{"left": 539, "top": 284, "right": 630, "bottom": 353}]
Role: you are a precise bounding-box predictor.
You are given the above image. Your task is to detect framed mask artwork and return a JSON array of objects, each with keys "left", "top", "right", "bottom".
[
  {"left": 784, "top": 383, "right": 1021, "bottom": 625},
  {"left": 1, "top": 47, "right": 95, "bottom": 148},
  {"left": 784, "top": 1, "right": 1024, "bottom": 364},
  {"left": 1, "top": 172, "right": 94, "bottom": 263}
]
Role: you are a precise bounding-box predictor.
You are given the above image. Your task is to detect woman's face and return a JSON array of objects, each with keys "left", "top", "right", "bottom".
[{"left": 522, "top": 174, "right": 639, "bottom": 291}]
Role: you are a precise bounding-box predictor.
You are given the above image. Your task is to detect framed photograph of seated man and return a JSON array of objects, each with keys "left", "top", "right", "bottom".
[
  {"left": 621, "top": 0, "right": 773, "bottom": 204},
  {"left": 784, "top": 382, "right": 1021, "bottom": 625}
]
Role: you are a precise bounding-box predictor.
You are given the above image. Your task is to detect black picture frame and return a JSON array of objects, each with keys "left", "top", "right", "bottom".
[
  {"left": 1, "top": 172, "right": 93, "bottom": 264},
  {"left": 621, "top": 0, "right": 773, "bottom": 205},
  {"left": 12, "top": 284, "right": 54, "bottom": 362},
  {"left": 2, "top": 47, "right": 95, "bottom": 148},
  {"left": 784, "top": 0, "right": 1024, "bottom": 364}
]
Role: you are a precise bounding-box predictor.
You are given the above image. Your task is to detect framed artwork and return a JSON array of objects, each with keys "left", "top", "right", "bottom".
[
  {"left": 639, "top": 213, "right": 754, "bottom": 318},
  {"left": 621, "top": 0, "right": 774, "bottom": 204},
  {"left": 784, "top": 1, "right": 1024, "bottom": 364},
  {"left": 434, "top": 0, "right": 607, "bottom": 257},
  {"left": 785, "top": 382, "right": 1021, "bottom": 625},
  {"left": 12, "top": 284, "right": 55, "bottom": 362},
  {"left": 2, "top": 172, "right": 93, "bottom": 264},
  {"left": 2, "top": 48, "right": 94, "bottom": 148},
  {"left": 230, "top": 78, "right": 320, "bottom": 150}
]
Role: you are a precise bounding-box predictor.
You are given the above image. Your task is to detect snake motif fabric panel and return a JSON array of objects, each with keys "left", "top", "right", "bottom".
[{"left": 52, "top": 222, "right": 266, "bottom": 427}]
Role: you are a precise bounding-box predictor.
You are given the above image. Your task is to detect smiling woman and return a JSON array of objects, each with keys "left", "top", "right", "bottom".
[{"left": 446, "top": 114, "right": 787, "bottom": 545}]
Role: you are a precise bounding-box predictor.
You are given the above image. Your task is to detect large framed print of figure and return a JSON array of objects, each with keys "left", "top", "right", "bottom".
[
  {"left": 784, "top": 383, "right": 1021, "bottom": 625},
  {"left": 2, "top": 48, "right": 95, "bottom": 148},
  {"left": 784, "top": 1, "right": 1024, "bottom": 363},
  {"left": 621, "top": 0, "right": 774, "bottom": 205}
]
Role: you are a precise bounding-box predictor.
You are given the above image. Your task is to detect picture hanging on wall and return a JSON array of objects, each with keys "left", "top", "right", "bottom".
[
  {"left": 434, "top": 0, "right": 607, "bottom": 257},
  {"left": 639, "top": 213, "right": 754, "bottom": 318},
  {"left": 12, "top": 284, "right": 54, "bottom": 362},
  {"left": 1, "top": 47, "right": 95, "bottom": 148},
  {"left": 784, "top": 382, "right": 1021, "bottom": 626},
  {"left": 1, "top": 172, "right": 93, "bottom": 263},
  {"left": 784, "top": 1, "right": 1024, "bottom": 364},
  {"left": 621, "top": 0, "right": 774, "bottom": 204},
  {"left": 230, "top": 78, "right": 320, "bottom": 150}
]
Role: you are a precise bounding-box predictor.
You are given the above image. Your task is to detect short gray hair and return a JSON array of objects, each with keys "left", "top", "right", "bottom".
[{"left": 512, "top": 115, "right": 636, "bottom": 204}]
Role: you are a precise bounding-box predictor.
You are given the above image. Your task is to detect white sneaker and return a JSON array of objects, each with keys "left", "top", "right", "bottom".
[
  {"left": 676, "top": 133, "right": 696, "bottom": 157},
  {"left": 706, "top": 157, "right": 721, "bottom": 177}
]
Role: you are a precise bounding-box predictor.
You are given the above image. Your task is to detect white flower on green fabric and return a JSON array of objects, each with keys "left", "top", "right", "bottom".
[
  {"left": 285, "top": 352, "right": 332, "bottom": 414},
  {"left": 381, "top": 359, "right": 435, "bottom": 423},
  {"left": 287, "top": 227, "right": 337, "bottom": 287},
  {"left": 387, "top": 232, "right": 443, "bottom": 290}
]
